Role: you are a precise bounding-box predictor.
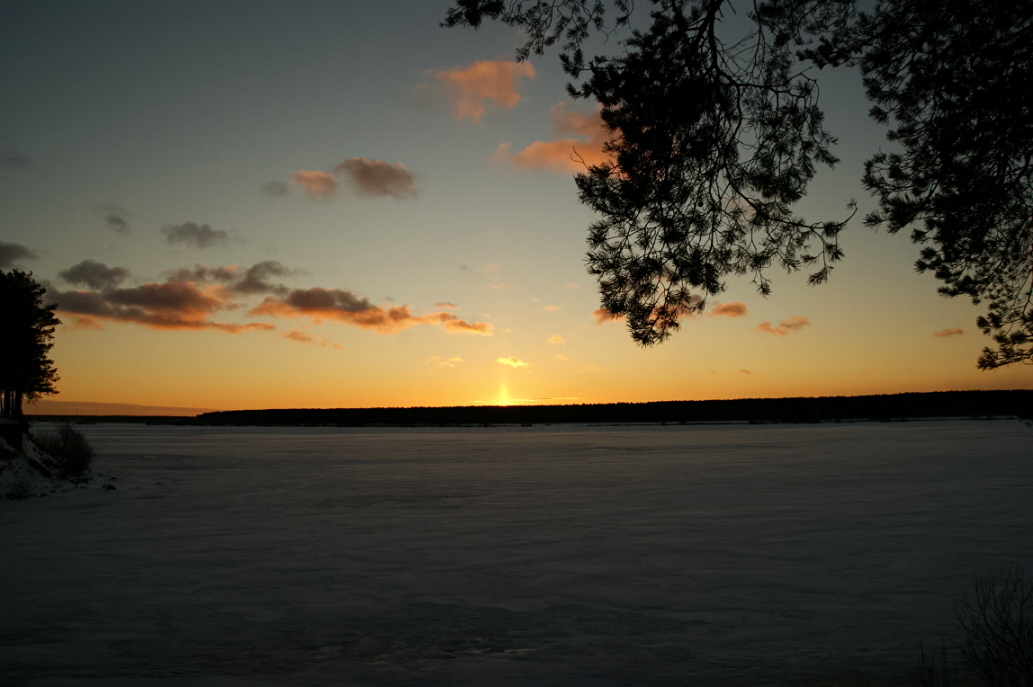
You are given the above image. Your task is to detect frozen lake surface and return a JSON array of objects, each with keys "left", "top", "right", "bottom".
[{"left": 3, "top": 420, "right": 1031, "bottom": 686}]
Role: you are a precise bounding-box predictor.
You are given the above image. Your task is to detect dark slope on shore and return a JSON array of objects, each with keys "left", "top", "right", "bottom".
[{"left": 178, "top": 390, "right": 1031, "bottom": 427}]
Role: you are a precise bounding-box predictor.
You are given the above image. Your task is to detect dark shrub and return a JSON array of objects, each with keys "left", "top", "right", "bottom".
[
  {"left": 957, "top": 567, "right": 1033, "bottom": 687},
  {"left": 33, "top": 422, "right": 94, "bottom": 479},
  {"left": 913, "top": 638, "right": 956, "bottom": 687}
]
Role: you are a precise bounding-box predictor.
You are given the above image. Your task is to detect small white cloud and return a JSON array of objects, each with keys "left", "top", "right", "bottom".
[{"left": 497, "top": 356, "right": 529, "bottom": 369}]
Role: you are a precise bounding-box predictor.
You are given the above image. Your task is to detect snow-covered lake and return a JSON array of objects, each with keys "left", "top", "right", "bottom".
[{"left": 3, "top": 420, "right": 1031, "bottom": 686}]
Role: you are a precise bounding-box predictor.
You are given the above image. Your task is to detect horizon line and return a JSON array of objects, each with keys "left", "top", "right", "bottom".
[{"left": 25, "top": 388, "right": 1032, "bottom": 418}]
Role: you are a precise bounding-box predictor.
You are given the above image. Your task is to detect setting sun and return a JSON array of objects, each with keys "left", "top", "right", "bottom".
[{"left": 496, "top": 381, "right": 511, "bottom": 406}]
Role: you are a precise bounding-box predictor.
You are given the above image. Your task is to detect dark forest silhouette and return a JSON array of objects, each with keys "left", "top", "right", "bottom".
[{"left": 29, "top": 390, "right": 1030, "bottom": 426}]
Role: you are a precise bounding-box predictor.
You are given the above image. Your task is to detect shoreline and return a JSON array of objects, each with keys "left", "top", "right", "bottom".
[{"left": 26, "top": 389, "right": 1033, "bottom": 427}]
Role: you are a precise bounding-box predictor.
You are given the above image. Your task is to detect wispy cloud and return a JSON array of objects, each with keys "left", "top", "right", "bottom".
[
  {"left": 97, "top": 204, "right": 130, "bottom": 233},
  {"left": 48, "top": 258, "right": 484, "bottom": 340},
  {"left": 710, "top": 301, "right": 747, "bottom": 318},
  {"left": 283, "top": 330, "right": 317, "bottom": 345},
  {"left": 933, "top": 327, "right": 964, "bottom": 338},
  {"left": 47, "top": 279, "right": 271, "bottom": 333},
  {"left": 162, "top": 222, "right": 230, "bottom": 249},
  {"left": 280, "top": 158, "right": 417, "bottom": 200},
  {"left": 165, "top": 260, "right": 298, "bottom": 296},
  {"left": 547, "top": 334, "right": 565, "bottom": 344},
  {"left": 0, "top": 241, "right": 37, "bottom": 268},
  {"left": 543, "top": 305, "right": 562, "bottom": 311},
  {"left": 60, "top": 259, "right": 129, "bottom": 291},
  {"left": 494, "top": 103, "right": 610, "bottom": 173},
  {"left": 431, "top": 60, "right": 535, "bottom": 123},
  {"left": 282, "top": 330, "right": 342, "bottom": 349},
  {"left": 290, "top": 170, "right": 338, "bottom": 200},
  {"left": 164, "top": 264, "right": 238, "bottom": 286},
  {"left": 754, "top": 316, "right": 810, "bottom": 335},
  {"left": 592, "top": 307, "right": 624, "bottom": 324},
  {"left": 251, "top": 287, "right": 493, "bottom": 336},
  {"left": 47, "top": 259, "right": 303, "bottom": 333},
  {"left": 231, "top": 261, "right": 297, "bottom": 296},
  {"left": 443, "top": 319, "right": 493, "bottom": 335},
  {"left": 334, "top": 157, "right": 416, "bottom": 199},
  {"left": 497, "top": 356, "right": 529, "bottom": 368}
]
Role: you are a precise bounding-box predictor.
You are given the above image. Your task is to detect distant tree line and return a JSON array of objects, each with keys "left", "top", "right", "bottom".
[{"left": 176, "top": 390, "right": 1032, "bottom": 427}]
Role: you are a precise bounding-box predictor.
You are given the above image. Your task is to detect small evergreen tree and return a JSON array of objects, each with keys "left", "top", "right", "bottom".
[{"left": 0, "top": 270, "right": 60, "bottom": 419}]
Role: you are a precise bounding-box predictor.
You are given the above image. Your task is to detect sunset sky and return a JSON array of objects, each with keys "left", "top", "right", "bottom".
[{"left": 3, "top": 0, "right": 1031, "bottom": 414}]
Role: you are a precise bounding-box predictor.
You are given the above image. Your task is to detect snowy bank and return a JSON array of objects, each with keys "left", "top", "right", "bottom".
[{"left": 0, "top": 419, "right": 92, "bottom": 498}]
